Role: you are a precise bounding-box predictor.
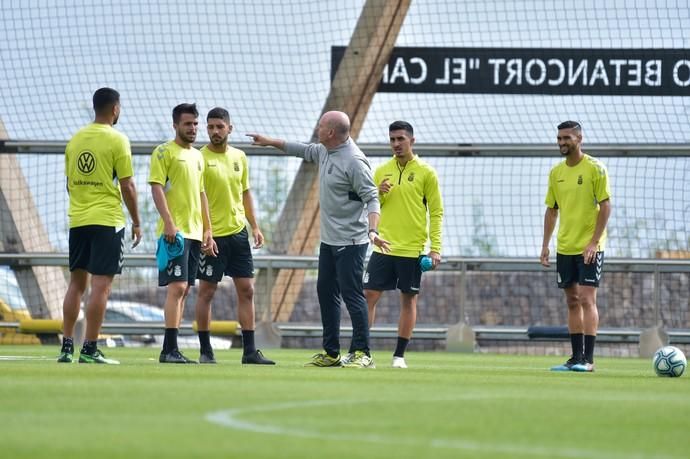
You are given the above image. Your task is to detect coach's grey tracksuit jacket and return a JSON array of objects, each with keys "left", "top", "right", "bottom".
[
  {"left": 286, "top": 138, "right": 379, "bottom": 355},
  {"left": 286, "top": 138, "right": 380, "bottom": 245}
]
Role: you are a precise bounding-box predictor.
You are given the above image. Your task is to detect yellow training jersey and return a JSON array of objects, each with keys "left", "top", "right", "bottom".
[
  {"left": 65, "top": 123, "right": 133, "bottom": 228},
  {"left": 374, "top": 155, "right": 443, "bottom": 257},
  {"left": 148, "top": 141, "right": 205, "bottom": 241},
  {"left": 545, "top": 154, "right": 611, "bottom": 255},
  {"left": 201, "top": 145, "right": 249, "bottom": 237}
]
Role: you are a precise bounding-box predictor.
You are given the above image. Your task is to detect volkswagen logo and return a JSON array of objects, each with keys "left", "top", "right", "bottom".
[{"left": 77, "top": 151, "right": 96, "bottom": 175}]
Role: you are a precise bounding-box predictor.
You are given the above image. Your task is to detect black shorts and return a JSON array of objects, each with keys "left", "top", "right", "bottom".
[
  {"left": 556, "top": 252, "right": 604, "bottom": 288},
  {"left": 363, "top": 252, "right": 422, "bottom": 295},
  {"left": 69, "top": 225, "right": 125, "bottom": 275},
  {"left": 158, "top": 239, "right": 201, "bottom": 287},
  {"left": 197, "top": 228, "right": 254, "bottom": 283}
]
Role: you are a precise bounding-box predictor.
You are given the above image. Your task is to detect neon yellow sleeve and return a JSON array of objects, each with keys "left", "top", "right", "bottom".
[
  {"left": 425, "top": 169, "right": 444, "bottom": 253},
  {"left": 593, "top": 163, "right": 611, "bottom": 203},
  {"left": 241, "top": 153, "right": 250, "bottom": 192},
  {"left": 545, "top": 168, "right": 557, "bottom": 208},
  {"left": 148, "top": 145, "right": 169, "bottom": 185},
  {"left": 113, "top": 134, "right": 133, "bottom": 180}
]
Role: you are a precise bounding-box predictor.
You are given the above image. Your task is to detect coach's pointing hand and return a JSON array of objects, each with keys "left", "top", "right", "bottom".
[{"left": 246, "top": 133, "right": 285, "bottom": 150}]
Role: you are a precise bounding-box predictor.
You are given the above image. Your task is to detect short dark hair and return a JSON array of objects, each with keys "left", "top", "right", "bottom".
[
  {"left": 557, "top": 120, "right": 582, "bottom": 132},
  {"left": 207, "top": 107, "right": 231, "bottom": 124},
  {"left": 389, "top": 120, "right": 414, "bottom": 136},
  {"left": 172, "top": 103, "right": 199, "bottom": 124},
  {"left": 92, "top": 87, "right": 119, "bottom": 114}
]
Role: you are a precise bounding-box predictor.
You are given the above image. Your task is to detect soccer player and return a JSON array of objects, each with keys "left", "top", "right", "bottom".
[
  {"left": 58, "top": 87, "right": 142, "bottom": 364},
  {"left": 149, "top": 103, "right": 216, "bottom": 364},
  {"left": 363, "top": 121, "right": 443, "bottom": 369},
  {"left": 247, "top": 111, "right": 389, "bottom": 368},
  {"left": 541, "top": 121, "right": 611, "bottom": 373},
  {"left": 193, "top": 107, "right": 274, "bottom": 365}
]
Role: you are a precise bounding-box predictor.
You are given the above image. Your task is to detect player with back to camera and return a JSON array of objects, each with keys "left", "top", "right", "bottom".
[
  {"left": 247, "top": 111, "right": 389, "bottom": 368},
  {"left": 192, "top": 107, "right": 274, "bottom": 365},
  {"left": 149, "top": 103, "right": 216, "bottom": 364},
  {"left": 58, "top": 87, "right": 142, "bottom": 364},
  {"left": 541, "top": 121, "right": 611, "bottom": 373},
  {"left": 362, "top": 120, "right": 443, "bottom": 369}
]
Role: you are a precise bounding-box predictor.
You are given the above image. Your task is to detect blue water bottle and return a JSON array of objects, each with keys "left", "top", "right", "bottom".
[{"left": 420, "top": 256, "right": 433, "bottom": 272}]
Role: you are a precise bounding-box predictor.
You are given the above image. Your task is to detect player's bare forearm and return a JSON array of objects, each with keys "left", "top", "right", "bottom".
[
  {"left": 589, "top": 199, "right": 611, "bottom": 249},
  {"left": 120, "top": 177, "right": 141, "bottom": 227},
  {"left": 243, "top": 190, "right": 264, "bottom": 248},
  {"left": 242, "top": 190, "right": 259, "bottom": 231},
  {"left": 542, "top": 207, "right": 558, "bottom": 248},
  {"left": 541, "top": 207, "right": 558, "bottom": 266},
  {"left": 583, "top": 199, "right": 611, "bottom": 264},
  {"left": 200, "top": 191, "right": 212, "bottom": 234},
  {"left": 120, "top": 177, "right": 142, "bottom": 248},
  {"left": 200, "top": 192, "right": 218, "bottom": 256},
  {"left": 150, "top": 183, "right": 176, "bottom": 240}
]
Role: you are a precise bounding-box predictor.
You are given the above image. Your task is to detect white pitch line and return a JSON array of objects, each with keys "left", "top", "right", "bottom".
[
  {"left": 0, "top": 355, "right": 52, "bottom": 361},
  {"left": 205, "top": 397, "right": 679, "bottom": 459}
]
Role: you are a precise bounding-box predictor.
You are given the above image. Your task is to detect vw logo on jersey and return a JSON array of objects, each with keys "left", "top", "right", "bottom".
[{"left": 77, "top": 151, "right": 96, "bottom": 175}]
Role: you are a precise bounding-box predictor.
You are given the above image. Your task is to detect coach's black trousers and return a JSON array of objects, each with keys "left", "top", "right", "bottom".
[{"left": 317, "top": 242, "right": 370, "bottom": 356}]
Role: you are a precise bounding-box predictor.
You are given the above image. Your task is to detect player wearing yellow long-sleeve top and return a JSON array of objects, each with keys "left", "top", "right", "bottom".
[{"left": 363, "top": 121, "right": 444, "bottom": 368}]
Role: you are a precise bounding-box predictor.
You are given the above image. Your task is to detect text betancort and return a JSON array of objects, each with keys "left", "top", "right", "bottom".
[{"left": 331, "top": 47, "right": 690, "bottom": 95}]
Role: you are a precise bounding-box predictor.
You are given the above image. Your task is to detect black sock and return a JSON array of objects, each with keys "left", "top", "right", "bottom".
[
  {"left": 163, "top": 328, "right": 178, "bottom": 353},
  {"left": 242, "top": 330, "right": 256, "bottom": 355},
  {"left": 570, "top": 333, "right": 584, "bottom": 361},
  {"left": 394, "top": 337, "right": 410, "bottom": 358},
  {"left": 81, "top": 340, "right": 97, "bottom": 355},
  {"left": 62, "top": 337, "right": 74, "bottom": 352},
  {"left": 198, "top": 331, "right": 211, "bottom": 353},
  {"left": 584, "top": 335, "right": 596, "bottom": 363}
]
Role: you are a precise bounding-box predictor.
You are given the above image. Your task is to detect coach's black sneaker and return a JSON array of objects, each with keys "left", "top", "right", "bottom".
[
  {"left": 550, "top": 356, "right": 582, "bottom": 372},
  {"left": 199, "top": 350, "right": 217, "bottom": 364},
  {"left": 159, "top": 349, "right": 198, "bottom": 364},
  {"left": 242, "top": 349, "right": 275, "bottom": 365}
]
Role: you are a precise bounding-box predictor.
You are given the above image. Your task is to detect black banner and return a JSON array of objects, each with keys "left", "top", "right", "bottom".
[{"left": 331, "top": 47, "right": 690, "bottom": 95}]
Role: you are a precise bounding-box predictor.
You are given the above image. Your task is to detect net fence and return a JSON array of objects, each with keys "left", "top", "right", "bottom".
[
  {"left": 0, "top": 1, "right": 688, "bottom": 347},
  {"left": 0, "top": 1, "right": 687, "bottom": 143},
  {"left": 4, "top": 154, "right": 689, "bottom": 258}
]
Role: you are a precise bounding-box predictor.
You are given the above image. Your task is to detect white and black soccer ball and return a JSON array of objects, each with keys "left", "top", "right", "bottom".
[{"left": 652, "top": 346, "right": 686, "bottom": 377}]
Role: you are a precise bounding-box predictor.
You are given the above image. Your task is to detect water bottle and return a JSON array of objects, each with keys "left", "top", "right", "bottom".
[{"left": 420, "top": 255, "right": 433, "bottom": 272}]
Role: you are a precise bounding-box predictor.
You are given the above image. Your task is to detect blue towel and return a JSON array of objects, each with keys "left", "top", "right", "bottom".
[{"left": 156, "top": 232, "right": 185, "bottom": 271}]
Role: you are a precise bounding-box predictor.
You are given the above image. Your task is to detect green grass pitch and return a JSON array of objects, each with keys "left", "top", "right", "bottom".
[{"left": 1, "top": 346, "right": 688, "bottom": 459}]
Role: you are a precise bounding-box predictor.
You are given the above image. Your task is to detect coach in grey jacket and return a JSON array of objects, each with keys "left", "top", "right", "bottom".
[{"left": 247, "top": 111, "right": 390, "bottom": 368}]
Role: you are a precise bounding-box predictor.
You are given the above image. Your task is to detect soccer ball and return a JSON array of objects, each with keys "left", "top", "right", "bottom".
[{"left": 652, "top": 346, "right": 686, "bottom": 377}]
